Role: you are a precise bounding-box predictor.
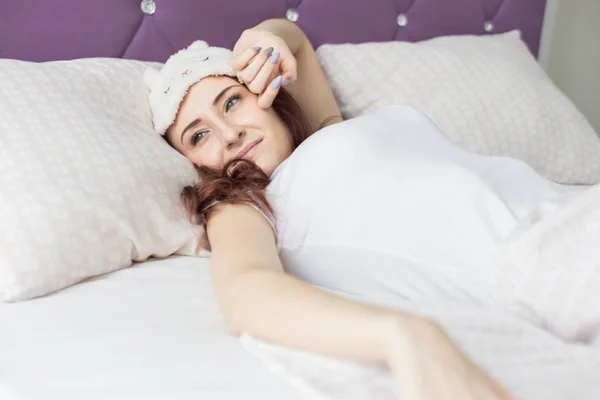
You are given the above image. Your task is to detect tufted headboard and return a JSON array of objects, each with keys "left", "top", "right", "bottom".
[{"left": 1, "top": 0, "right": 547, "bottom": 63}]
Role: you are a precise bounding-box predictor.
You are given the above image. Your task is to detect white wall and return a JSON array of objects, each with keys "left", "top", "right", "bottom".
[{"left": 542, "top": 0, "right": 600, "bottom": 133}]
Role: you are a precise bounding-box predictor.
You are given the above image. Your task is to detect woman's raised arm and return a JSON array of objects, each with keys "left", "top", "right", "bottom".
[{"left": 229, "top": 19, "right": 342, "bottom": 131}]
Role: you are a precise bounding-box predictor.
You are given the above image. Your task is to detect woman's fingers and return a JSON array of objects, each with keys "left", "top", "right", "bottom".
[
  {"left": 230, "top": 43, "right": 296, "bottom": 106},
  {"left": 229, "top": 47, "right": 261, "bottom": 72},
  {"left": 257, "top": 74, "right": 289, "bottom": 109},
  {"left": 237, "top": 47, "right": 274, "bottom": 87},
  {"left": 279, "top": 55, "right": 298, "bottom": 83},
  {"left": 246, "top": 50, "right": 280, "bottom": 93}
]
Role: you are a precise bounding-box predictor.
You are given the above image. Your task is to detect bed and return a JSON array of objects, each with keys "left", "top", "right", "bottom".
[
  {"left": 3, "top": 1, "right": 600, "bottom": 399},
  {"left": 0, "top": 257, "right": 303, "bottom": 400}
]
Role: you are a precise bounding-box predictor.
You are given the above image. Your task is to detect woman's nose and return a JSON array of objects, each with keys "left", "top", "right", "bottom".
[{"left": 222, "top": 124, "right": 245, "bottom": 148}]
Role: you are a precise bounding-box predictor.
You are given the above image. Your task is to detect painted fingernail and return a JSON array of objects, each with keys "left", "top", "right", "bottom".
[
  {"left": 271, "top": 75, "right": 283, "bottom": 89},
  {"left": 254, "top": 46, "right": 262, "bottom": 52},
  {"left": 282, "top": 78, "right": 291, "bottom": 87},
  {"left": 265, "top": 47, "right": 274, "bottom": 57},
  {"left": 270, "top": 52, "right": 280, "bottom": 64}
]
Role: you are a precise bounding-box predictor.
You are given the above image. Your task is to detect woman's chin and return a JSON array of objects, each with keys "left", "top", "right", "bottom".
[
  {"left": 260, "top": 164, "right": 275, "bottom": 177},
  {"left": 255, "top": 159, "right": 277, "bottom": 177}
]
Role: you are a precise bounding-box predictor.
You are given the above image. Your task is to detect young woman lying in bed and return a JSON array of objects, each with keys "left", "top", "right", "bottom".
[{"left": 143, "top": 18, "right": 521, "bottom": 400}]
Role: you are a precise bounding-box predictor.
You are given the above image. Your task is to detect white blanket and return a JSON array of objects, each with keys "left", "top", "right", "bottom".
[
  {"left": 500, "top": 183, "right": 600, "bottom": 345},
  {"left": 241, "top": 297, "right": 600, "bottom": 400}
]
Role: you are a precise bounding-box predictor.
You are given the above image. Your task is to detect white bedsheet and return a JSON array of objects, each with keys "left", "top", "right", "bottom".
[
  {"left": 2, "top": 243, "right": 600, "bottom": 400},
  {"left": 0, "top": 256, "right": 302, "bottom": 400}
]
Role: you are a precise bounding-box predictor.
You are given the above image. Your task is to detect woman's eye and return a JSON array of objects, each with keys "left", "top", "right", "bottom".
[
  {"left": 191, "top": 131, "right": 207, "bottom": 146},
  {"left": 225, "top": 95, "right": 240, "bottom": 112}
]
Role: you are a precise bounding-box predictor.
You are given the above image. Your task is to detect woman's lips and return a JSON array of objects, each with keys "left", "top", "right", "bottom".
[{"left": 237, "top": 139, "right": 262, "bottom": 159}]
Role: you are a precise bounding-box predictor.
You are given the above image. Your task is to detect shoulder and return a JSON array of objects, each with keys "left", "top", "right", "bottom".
[
  {"left": 206, "top": 203, "right": 282, "bottom": 274},
  {"left": 206, "top": 203, "right": 276, "bottom": 250}
]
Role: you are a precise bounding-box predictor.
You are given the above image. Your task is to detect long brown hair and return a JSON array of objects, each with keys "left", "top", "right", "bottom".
[{"left": 179, "top": 86, "right": 315, "bottom": 241}]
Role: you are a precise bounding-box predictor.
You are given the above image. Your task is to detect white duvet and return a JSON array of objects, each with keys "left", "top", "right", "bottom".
[
  {"left": 500, "top": 182, "right": 600, "bottom": 346},
  {"left": 241, "top": 299, "right": 600, "bottom": 400}
]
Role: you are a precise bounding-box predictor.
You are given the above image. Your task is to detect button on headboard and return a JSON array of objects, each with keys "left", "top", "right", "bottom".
[{"left": 0, "top": 0, "right": 547, "bottom": 63}]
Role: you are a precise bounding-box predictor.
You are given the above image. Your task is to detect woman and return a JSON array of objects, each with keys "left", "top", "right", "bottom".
[{"left": 144, "top": 18, "right": 512, "bottom": 399}]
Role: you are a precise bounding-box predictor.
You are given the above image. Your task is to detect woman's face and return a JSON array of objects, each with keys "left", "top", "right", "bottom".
[{"left": 167, "top": 76, "right": 292, "bottom": 176}]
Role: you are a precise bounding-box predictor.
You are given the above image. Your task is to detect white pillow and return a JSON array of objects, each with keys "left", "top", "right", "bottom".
[
  {"left": 0, "top": 58, "right": 204, "bottom": 302},
  {"left": 267, "top": 105, "right": 573, "bottom": 307},
  {"left": 499, "top": 184, "right": 600, "bottom": 345},
  {"left": 316, "top": 31, "right": 600, "bottom": 185}
]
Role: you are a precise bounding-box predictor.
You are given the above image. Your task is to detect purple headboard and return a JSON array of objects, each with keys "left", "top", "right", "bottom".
[{"left": 1, "top": 0, "right": 547, "bottom": 63}]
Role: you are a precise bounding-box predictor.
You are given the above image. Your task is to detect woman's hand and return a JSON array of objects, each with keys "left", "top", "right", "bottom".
[
  {"left": 388, "top": 317, "right": 513, "bottom": 400},
  {"left": 229, "top": 27, "right": 298, "bottom": 108}
]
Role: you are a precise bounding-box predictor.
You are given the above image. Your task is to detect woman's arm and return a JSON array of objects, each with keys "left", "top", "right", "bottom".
[
  {"left": 231, "top": 19, "right": 343, "bottom": 131},
  {"left": 206, "top": 204, "right": 512, "bottom": 400},
  {"left": 208, "top": 203, "right": 412, "bottom": 364},
  {"left": 256, "top": 19, "right": 342, "bottom": 130}
]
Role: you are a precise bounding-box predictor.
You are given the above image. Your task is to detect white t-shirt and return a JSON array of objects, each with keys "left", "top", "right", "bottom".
[{"left": 265, "top": 106, "right": 580, "bottom": 307}]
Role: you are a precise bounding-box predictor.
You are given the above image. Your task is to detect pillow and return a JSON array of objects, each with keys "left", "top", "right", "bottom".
[
  {"left": 498, "top": 184, "right": 600, "bottom": 345},
  {"left": 266, "top": 105, "right": 575, "bottom": 307},
  {"left": 315, "top": 31, "right": 600, "bottom": 185},
  {"left": 0, "top": 58, "right": 205, "bottom": 302}
]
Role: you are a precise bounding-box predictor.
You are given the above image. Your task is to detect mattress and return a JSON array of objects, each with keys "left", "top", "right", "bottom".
[{"left": 0, "top": 256, "right": 302, "bottom": 400}]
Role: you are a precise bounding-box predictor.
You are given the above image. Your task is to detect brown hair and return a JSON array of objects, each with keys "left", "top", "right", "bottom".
[{"left": 179, "top": 87, "right": 315, "bottom": 238}]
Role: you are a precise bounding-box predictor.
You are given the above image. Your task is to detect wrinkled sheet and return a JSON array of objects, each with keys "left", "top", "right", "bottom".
[{"left": 242, "top": 296, "right": 600, "bottom": 400}]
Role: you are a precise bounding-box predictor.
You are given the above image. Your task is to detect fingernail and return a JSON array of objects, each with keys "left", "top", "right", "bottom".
[
  {"left": 282, "top": 78, "right": 291, "bottom": 87},
  {"left": 271, "top": 75, "right": 283, "bottom": 89},
  {"left": 265, "top": 47, "right": 274, "bottom": 57},
  {"left": 270, "top": 51, "right": 280, "bottom": 64},
  {"left": 254, "top": 46, "right": 262, "bottom": 52}
]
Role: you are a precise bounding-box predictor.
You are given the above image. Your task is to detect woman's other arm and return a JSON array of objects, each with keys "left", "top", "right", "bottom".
[{"left": 207, "top": 204, "right": 511, "bottom": 400}]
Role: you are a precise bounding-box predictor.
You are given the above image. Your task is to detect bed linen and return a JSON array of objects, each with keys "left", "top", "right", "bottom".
[
  {"left": 500, "top": 181, "right": 600, "bottom": 345},
  {"left": 3, "top": 256, "right": 600, "bottom": 400},
  {"left": 0, "top": 256, "right": 302, "bottom": 400}
]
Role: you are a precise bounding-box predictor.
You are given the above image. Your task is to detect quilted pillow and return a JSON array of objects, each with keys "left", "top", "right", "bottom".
[
  {"left": 0, "top": 58, "right": 204, "bottom": 302},
  {"left": 315, "top": 31, "right": 600, "bottom": 184}
]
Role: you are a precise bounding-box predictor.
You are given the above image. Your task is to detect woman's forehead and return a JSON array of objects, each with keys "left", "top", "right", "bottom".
[
  {"left": 178, "top": 76, "right": 236, "bottom": 117},
  {"left": 190, "top": 75, "right": 237, "bottom": 98}
]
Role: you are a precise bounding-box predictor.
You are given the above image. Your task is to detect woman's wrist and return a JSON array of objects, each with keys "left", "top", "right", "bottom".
[
  {"left": 255, "top": 18, "right": 306, "bottom": 55},
  {"left": 381, "top": 312, "right": 439, "bottom": 366}
]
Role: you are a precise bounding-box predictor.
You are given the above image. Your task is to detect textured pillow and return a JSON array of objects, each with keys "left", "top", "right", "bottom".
[
  {"left": 0, "top": 58, "right": 204, "bottom": 302},
  {"left": 316, "top": 31, "right": 600, "bottom": 185}
]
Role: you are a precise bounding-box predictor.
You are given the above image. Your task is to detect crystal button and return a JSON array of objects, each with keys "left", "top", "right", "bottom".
[
  {"left": 141, "top": 0, "right": 156, "bottom": 16},
  {"left": 397, "top": 13, "right": 408, "bottom": 27},
  {"left": 484, "top": 21, "right": 494, "bottom": 32},
  {"left": 286, "top": 8, "right": 299, "bottom": 23}
]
